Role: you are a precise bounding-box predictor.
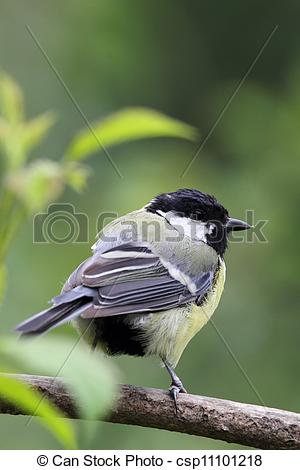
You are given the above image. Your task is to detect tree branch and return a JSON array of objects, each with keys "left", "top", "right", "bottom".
[{"left": 1, "top": 374, "right": 300, "bottom": 449}]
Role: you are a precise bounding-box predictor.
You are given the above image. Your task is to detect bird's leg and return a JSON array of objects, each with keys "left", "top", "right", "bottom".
[{"left": 163, "top": 359, "right": 187, "bottom": 413}]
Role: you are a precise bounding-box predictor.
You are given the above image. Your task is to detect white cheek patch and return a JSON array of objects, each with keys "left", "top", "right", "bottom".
[
  {"left": 164, "top": 213, "right": 213, "bottom": 242},
  {"left": 194, "top": 221, "right": 209, "bottom": 241}
]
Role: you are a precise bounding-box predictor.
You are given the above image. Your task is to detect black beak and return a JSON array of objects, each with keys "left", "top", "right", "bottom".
[{"left": 226, "top": 217, "right": 252, "bottom": 232}]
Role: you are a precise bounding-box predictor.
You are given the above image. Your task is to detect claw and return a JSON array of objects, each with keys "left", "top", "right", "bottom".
[
  {"left": 162, "top": 359, "right": 187, "bottom": 414},
  {"left": 169, "top": 382, "right": 187, "bottom": 414},
  {"left": 169, "top": 385, "right": 180, "bottom": 414}
]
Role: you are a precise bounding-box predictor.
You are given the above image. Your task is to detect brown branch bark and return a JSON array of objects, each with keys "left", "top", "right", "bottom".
[{"left": 1, "top": 374, "right": 300, "bottom": 449}]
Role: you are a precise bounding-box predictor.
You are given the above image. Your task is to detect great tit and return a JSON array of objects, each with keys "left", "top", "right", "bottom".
[{"left": 16, "top": 188, "right": 250, "bottom": 408}]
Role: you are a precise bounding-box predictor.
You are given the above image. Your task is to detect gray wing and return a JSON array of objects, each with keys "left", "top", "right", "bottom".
[
  {"left": 59, "top": 243, "right": 216, "bottom": 318},
  {"left": 16, "top": 242, "right": 217, "bottom": 335}
]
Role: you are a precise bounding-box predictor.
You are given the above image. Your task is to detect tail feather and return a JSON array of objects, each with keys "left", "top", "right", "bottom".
[
  {"left": 15, "top": 298, "right": 93, "bottom": 336},
  {"left": 52, "top": 285, "right": 94, "bottom": 306}
]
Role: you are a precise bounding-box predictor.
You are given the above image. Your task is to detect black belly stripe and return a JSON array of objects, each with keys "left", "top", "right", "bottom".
[
  {"left": 93, "top": 315, "right": 146, "bottom": 357},
  {"left": 92, "top": 261, "right": 222, "bottom": 356}
]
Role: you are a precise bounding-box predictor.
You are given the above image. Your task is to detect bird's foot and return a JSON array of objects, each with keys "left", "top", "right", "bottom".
[{"left": 169, "top": 380, "right": 187, "bottom": 414}]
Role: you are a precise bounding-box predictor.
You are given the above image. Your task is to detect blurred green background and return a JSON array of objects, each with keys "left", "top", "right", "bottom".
[{"left": 1, "top": 0, "right": 299, "bottom": 449}]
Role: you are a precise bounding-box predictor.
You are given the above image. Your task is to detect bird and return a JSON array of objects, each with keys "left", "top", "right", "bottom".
[{"left": 16, "top": 188, "right": 251, "bottom": 410}]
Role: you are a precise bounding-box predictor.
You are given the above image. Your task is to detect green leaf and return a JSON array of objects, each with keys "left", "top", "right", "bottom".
[
  {"left": 0, "top": 126, "right": 26, "bottom": 169},
  {"left": 0, "top": 74, "right": 26, "bottom": 169},
  {"left": 5, "top": 160, "right": 64, "bottom": 212},
  {"left": 22, "top": 112, "right": 56, "bottom": 154},
  {"left": 65, "top": 107, "right": 198, "bottom": 161},
  {"left": 0, "top": 73, "right": 24, "bottom": 125},
  {"left": 1, "top": 335, "right": 117, "bottom": 420},
  {"left": 63, "top": 162, "right": 90, "bottom": 192},
  {"left": 0, "top": 375, "right": 76, "bottom": 449}
]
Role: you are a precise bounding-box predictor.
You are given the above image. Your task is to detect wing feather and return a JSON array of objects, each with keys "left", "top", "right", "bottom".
[
  {"left": 62, "top": 242, "right": 217, "bottom": 318},
  {"left": 16, "top": 240, "right": 218, "bottom": 335}
]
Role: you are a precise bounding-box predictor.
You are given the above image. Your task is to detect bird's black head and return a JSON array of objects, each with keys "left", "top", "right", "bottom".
[{"left": 146, "top": 188, "right": 250, "bottom": 256}]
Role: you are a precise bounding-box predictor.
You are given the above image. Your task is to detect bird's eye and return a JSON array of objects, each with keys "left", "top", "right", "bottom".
[{"left": 207, "top": 222, "right": 216, "bottom": 234}]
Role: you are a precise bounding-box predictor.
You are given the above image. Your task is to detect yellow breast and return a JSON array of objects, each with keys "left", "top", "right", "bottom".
[
  {"left": 143, "top": 259, "right": 226, "bottom": 367},
  {"left": 188, "top": 259, "right": 226, "bottom": 338}
]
